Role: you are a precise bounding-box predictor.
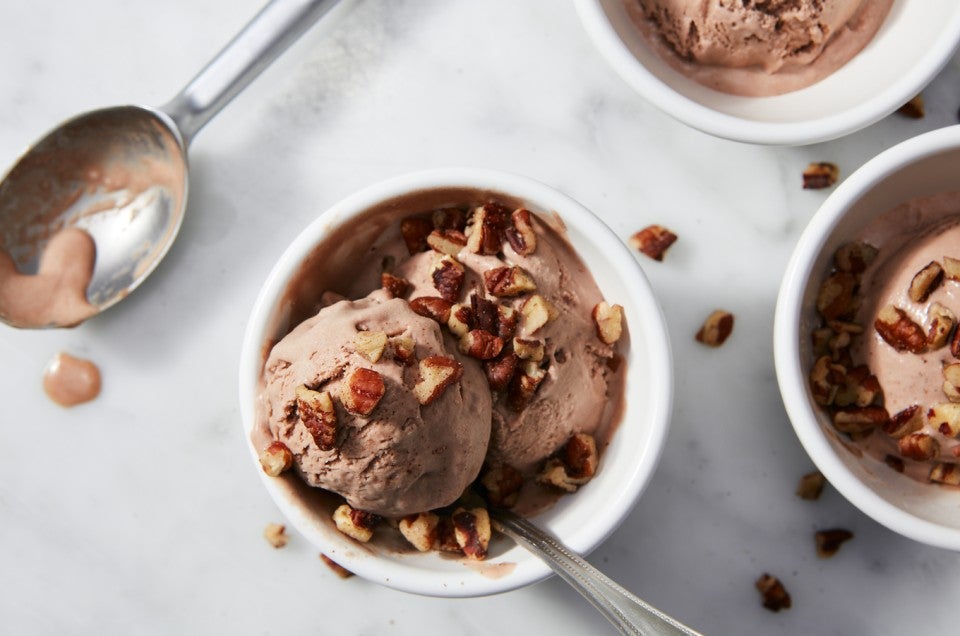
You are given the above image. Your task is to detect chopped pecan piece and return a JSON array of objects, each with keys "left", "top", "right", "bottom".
[
  {"left": 320, "top": 554, "right": 354, "bottom": 579},
  {"left": 484, "top": 266, "right": 537, "bottom": 297},
  {"left": 507, "top": 360, "right": 547, "bottom": 411},
  {"left": 504, "top": 208, "right": 537, "bottom": 256},
  {"left": 339, "top": 368, "right": 385, "bottom": 416},
  {"left": 943, "top": 363, "right": 960, "bottom": 400},
  {"left": 832, "top": 406, "right": 888, "bottom": 434},
  {"left": 431, "top": 254, "right": 465, "bottom": 302},
  {"left": 756, "top": 574, "right": 791, "bottom": 612},
  {"left": 834, "top": 242, "right": 878, "bottom": 274},
  {"left": 332, "top": 504, "right": 382, "bottom": 543},
  {"left": 481, "top": 464, "right": 524, "bottom": 508},
  {"left": 400, "top": 216, "right": 433, "bottom": 254},
  {"left": 943, "top": 256, "right": 960, "bottom": 280},
  {"left": 296, "top": 385, "right": 337, "bottom": 451},
  {"left": 796, "top": 471, "right": 826, "bottom": 500},
  {"left": 897, "top": 94, "right": 925, "bottom": 119},
  {"left": 259, "top": 441, "right": 294, "bottom": 477},
  {"left": 432, "top": 207, "right": 467, "bottom": 231},
  {"left": 809, "top": 355, "right": 845, "bottom": 406},
  {"left": 928, "top": 402, "right": 960, "bottom": 437},
  {"left": 695, "top": 309, "right": 734, "bottom": 347},
  {"left": 802, "top": 162, "right": 839, "bottom": 189},
  {"left": 928, "top": 303, "right": 956, "bottom": 350},
  {"left": 413, "top": 356, "right": 464, "bottom": 405},
  {"left": 452, "top": 507, "right": 491, "bottom": 560},
  {"left": 565, "top": 433, "right": 599, "bottom": 479},
  {"left": 426, "top": 229, "right": 468, "bottom": 256},
  {"left": 398, "top": 512, "right": 440, "bottom": 552},
  {"left": 263, "top": 523, "right": 289, "bottom": 548},
  {"left": 629, "top": 224, "right": 677, "bottom": 261},
  {"left": 409, "top": 296, "right": 453, "bottom": 323},
  {"left": 353, "top": 330, "right": 388, "bottom": 363},
  {"left": 435, "top": 517, "right": 461, "bottom": 553},
  {"left": 484, "top": 351, "right": 519, "bottom": 391},
  {"left": 883, "top": 404, "right": 924, "bottom": 438},
  {"left": 447, "top": 303, "right": 475, "bottom": 337},
  {"left": 466, "top": 203, "right": 509, "bottom": 255},
  {"left": 816, "top": 272, "right": 858, "bottom": 321},
  {"left": 471, "top": 294, "right": 500, "bottom": 334},
  {"left": 884, "top": 454, "right": 906, "bottom": 473},
  {"left": 512, "top": 337, "right": 545, "bottom": 362},
  {"left": 592, "top": 301, "right": 624, "bottom": 345},
  {"left": 833, "top": 365, "right": 882, "bottom": 408},
  {"left": 389, "top": 334, "right": 416, "bottom": 365},
  {"left": 874, "top": 305, "right": 927, "bottom": 353},
  {"left": 952, "top": 324, "right": 960, "bottom": 359},
  {"left": 381, "top": 272, "right": 410, "bottom": 298},
  {"left": 899, "top": 432, "right": 940, "bottom": 461},
  {"left": 520, "top": 294, "right": 558, "bottom": 334},
  {"left": 908, "top": 261, "right": 944, "bottom": 303},
  {"left": 459, "top": 329, "right": 504, "bottom": 360},
  {"left": 815, "top": 529, "right": 854, "bottom": 558},
  {"left": 929, "top": 462, "right": 960, "bottom": 486},
  {"left": 495, "top": 304, "right": 518, "bottom": 339}
]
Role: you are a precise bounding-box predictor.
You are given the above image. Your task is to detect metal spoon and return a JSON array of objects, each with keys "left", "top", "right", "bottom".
[
  {"left": 0, "top": 0, "right": 341, "bottom": 328},
  {"left": 491, "top": 509, "right": 702, "bottom": 636}
]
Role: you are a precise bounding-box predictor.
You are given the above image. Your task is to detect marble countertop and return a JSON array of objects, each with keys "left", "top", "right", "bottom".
[{"left": 2, "top": 1, "right": 959, "bottom": 634}]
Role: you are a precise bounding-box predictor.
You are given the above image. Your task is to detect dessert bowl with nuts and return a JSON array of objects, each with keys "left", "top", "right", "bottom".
[
  {"left": 776, "top": 125, "right": 960, "bottom": 550},
  {"left": 574, "top": 0, "right": 960, "bottom": 145},
  {"left": 239, "top": 168, "right": 673, "bottom": 596}
]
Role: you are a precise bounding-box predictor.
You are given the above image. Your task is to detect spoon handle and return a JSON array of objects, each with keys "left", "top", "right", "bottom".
[
  {"left": 492, "top": 510, "right": 702, "bottom": 636},
  {"left": 161, "top": 0, "right": 341, "bottom": 144}
]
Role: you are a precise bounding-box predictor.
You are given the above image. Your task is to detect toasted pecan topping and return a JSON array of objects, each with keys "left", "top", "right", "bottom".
[
  {"left": 629, "top": 224, "right": 677, "bottom": 261},
  {"left": 803, "top": 162, "right": 839, "bottom": 189}
]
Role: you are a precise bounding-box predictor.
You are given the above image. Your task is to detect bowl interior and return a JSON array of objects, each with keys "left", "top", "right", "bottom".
[
  {"left": 782, "top": 128, "right": 960, "bottom": 548},
  {"left": 579, "top": 0, "right": 960, "bottom": 143},
  {"left": 239, "top": 170, "right": 673, "bottom": 595}
]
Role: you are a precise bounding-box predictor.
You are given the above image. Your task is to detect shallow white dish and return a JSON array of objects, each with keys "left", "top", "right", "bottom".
[
  {"left": 575, "top": 0, "right": 960, "bottom": 145},
  {"left": 238, "top": 168, "right": 674, "bottom": 596},
  {"left": 775, "top": 125, "right": 960, "bottom": 551}
]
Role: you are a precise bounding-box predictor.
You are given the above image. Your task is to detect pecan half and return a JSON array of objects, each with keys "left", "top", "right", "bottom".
[
  {"left": 431, "top": 255, "right": 465, "bottom": 302},
  {"left": 802, "top": 162, "right": 839, "bottom": 189},
  {"left": 409, "top": 296, "right": 453, "bottom": 323},
  {"left": 413, "top": 356, "right": 464, "bottom": 405},
  {"left": 339, "top": 368, "right": 385, "bottom": 416},
  {"left": 875, "top": 305, "right": 926, "bottom": 353},
  {"left": 504, "top": 208, "right": 537, "bottom": 256},
  {"left": 296, "top": 385, "right": 337, "bottom": 450},
  {"left": 629, "top": 224, "right": 677, "bottom": 261},
  {"left": 484, "top": 266, "right": 537, "bottom": 297},
  {"left": 259, "top": 441, "right": 294, "bottom": 477},
  {"left": 908, "top": 261, "right": 944, "bottom": 303}
]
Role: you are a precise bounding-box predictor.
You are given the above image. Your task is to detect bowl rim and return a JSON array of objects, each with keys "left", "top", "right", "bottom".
[
  {"left": 774, "top": 125, "right": 960, "bottom": 551},
  {"left": 238, "top": 167, "right": 674, "bottom": 595},
  {"left": 573, "top": 0, "right": 960, "bottom": 146}
]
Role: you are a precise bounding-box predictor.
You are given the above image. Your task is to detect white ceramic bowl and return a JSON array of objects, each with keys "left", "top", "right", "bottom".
[
  {"left": 239, "top": 168, "right": 673, "bottom": 596},
  {"left": 775, "top": 125, "right": 960, "bottom": 551},
  {"left": 575, "top": 0, "right": 960, "bottom": 145}
]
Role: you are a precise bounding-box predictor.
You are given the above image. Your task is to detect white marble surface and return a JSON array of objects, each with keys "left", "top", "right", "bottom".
[{"left": 2, "top": 1, "right": 959, "bottom": 634}]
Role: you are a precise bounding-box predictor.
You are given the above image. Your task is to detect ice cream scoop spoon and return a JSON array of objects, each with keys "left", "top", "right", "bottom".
[
  {"left": 492, "top": 509, "right": 701, "bottom": 636},
  {"left": 0, "top": 0, "right": 340, "bottom": 329}
]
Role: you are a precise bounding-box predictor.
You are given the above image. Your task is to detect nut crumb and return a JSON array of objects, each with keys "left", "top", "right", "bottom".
[
  {"left": 320, "top": 554, "right": 354, "bottom": 579},
  {"left": 796, "top": 471, "right": 826, "bottom": 500},
  {"left": 815, "top": 528, "right": 854, "bottom": 558},
  {"left": 263, "top": 523, "right": 288, "bottom": 548},
  {"left": 695, "top": 310, "right": 734, "bottom": 347},
  {"left": 755, "top": 573, "right": 791, "bottom": 612},
  {"left": 803, "top": 162, "right": 839, "bottom": 189},
  {"left": 259, "top": 441, "right": 294, "bottom": 477},
  {"left": 897, "top": 94, "right": 925, "bottom": 119},
  {"left": 629, "top": 225, "right": 677, "bottom": 261}
]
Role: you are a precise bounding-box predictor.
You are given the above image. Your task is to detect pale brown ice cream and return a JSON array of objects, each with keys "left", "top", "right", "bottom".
[
  {"left": 262, "top": 292, "right": 491, "bottom": 517},
  {"left": 256, "top": 188, "right": 625, "bottom": 524},
  {"left": 811, "top": 192, "right": 960, "bottom": 486},
  {"left": 628, "top": 0, "right": 894, "bottom": 96}
]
